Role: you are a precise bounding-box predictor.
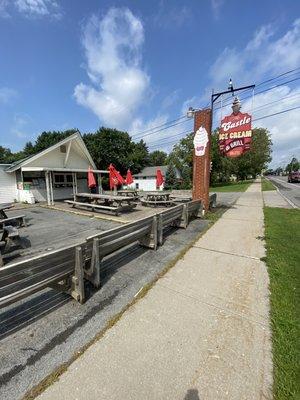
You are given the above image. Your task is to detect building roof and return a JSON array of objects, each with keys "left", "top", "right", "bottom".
[
  {"left": 134, "top": 165, "right": 168, "bottom": 178},
  {"left": 5, "top": 132, "right": 96, "bottom": 172}
]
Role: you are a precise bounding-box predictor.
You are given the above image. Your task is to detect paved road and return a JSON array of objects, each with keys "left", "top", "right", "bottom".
[{"left": 267, "top": 175, "right": 300, "bottom": 208}]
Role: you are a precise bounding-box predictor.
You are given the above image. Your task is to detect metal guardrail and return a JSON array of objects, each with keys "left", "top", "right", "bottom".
[{"left": 0, "top": 199, "right": 207, "bottom": 310}]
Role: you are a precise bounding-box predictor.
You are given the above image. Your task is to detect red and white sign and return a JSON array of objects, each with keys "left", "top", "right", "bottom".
[
  {"left": 194, "top": 126, "right": 209, "bottom": 156},
  {"left": 219, "top": 112, "right": 252, "bottom": 158}
]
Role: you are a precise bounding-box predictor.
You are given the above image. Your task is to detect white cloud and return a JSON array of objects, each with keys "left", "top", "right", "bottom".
[
  {"left": 74, "top": 8, "right": 150, "bottom": 129},
  {"left": 130, "top": 113, "right": 192, "bottom": 153},
  {"left": 0, "top": 0, "right": 10, "bottom": 18},
  {"left": 1, "top": 0, "right": 62, "bottom": 19},
  {"left": 209, "top": 19, "right": 300, "bottom": 90},
  {"left": 0, "top": 87, "right": 18, "bottom": 104},
  {"left": 211, "top": 0, "right": 225, "bottom": 20},
  {"left": 11, "top": 112, "right": 32, "bottom": 138},
  {"left": 153, "top": 2, "right": 191, "bottom": 29}
]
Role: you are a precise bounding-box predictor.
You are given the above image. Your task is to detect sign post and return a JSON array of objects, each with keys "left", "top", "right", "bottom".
[{"left": 192, "top": 109, "right": 212, "bottom": 211}]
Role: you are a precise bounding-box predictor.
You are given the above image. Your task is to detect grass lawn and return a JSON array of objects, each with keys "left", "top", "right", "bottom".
[
  {"left": 264, "top": 207, "right": 300, "bottom": 399},
  {"left": 210, "top": 180, "right": 253, "bottom": 192},
  {"left": 262, "top": 177, "right": 276, "bottom": 191}
]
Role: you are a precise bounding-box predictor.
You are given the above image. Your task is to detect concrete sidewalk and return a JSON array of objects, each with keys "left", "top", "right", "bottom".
[
  {"left": 38, "top": 181, "right": 272, "bottom": 400},
  {"left": 263, "top": 190, "right": 292, "bottom": 208}
]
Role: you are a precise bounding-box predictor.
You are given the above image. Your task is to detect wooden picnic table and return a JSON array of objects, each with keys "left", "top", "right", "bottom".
[
  {"left": 0, "top": 203, "right": 26, "bottom": 228},
  {"left": 169, "top": 195, "right": 192, "bottom": 203},
  {"left": 141, "top": 192, "right": 174, "bottom": 207},
  {"left": 65, "top": 192, "right": 137, "bottom": 215},
  {"left": 0, "top": 203, "right": 13, "bottom": 220},
  {"left": 117, "top": 190, "right": 139, "bottom": 199}
]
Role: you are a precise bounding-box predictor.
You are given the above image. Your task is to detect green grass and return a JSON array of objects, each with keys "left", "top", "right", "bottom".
[
  {"left": 264, "top": 207, "right": 300, "bottom": 399},
  {"left": 210, "top": 180, "right": 253, "bottom": 192},
  {"left": 262, "top": 177, "right": 276, "bottom": 191}
]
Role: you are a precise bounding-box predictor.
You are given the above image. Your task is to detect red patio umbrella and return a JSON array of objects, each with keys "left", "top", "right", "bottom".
[
  {"left": 88, "top": 166, "right": 96, "bottom": 188},
  {"left": 156, "top": 168, "right": 164, "bottom": 188},
  {"left": 108, "top": 164, "right": 125, "bottom": 190},
  {"left": 125, "top": 169, "right": 134, "bottom": 185}
]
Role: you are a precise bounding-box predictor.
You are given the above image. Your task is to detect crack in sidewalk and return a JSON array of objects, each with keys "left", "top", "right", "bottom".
[{"left": 192, "top": 245, "right": 261, "bottom": 261}]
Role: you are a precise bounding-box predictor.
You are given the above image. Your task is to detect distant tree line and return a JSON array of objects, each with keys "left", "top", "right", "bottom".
[
  {"left": 0, "top": 126, "right": 273, "bottom": 189},
  {"left": 266, "top": 157, "right": 299, "bottom": 175}
]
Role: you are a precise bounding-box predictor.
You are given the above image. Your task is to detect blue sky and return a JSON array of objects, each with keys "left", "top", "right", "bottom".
[{"left": 0, "top": 0, "right": 299, "bottom": 167}]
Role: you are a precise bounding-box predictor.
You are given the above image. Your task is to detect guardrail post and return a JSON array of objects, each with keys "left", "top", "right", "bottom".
[
  {"left": 158, "top": 214, "right": 163, "bottom": 246},
  {"left": 139, "top": 216, "right": 158, "bottom": 250},
  {"left": 179, "top": 204, "right": 189, "bottom": 228},
  {"left": 85, "top": 238, "right": 101, "bottom": 288},
  {"left": 71, "top": 246, "right": 85, "bottom": 304}
]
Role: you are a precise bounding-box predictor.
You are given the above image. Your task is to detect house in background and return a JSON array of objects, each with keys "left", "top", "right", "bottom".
[
  {"left": 129, "top": 165, "right": 181, "bottom": 191},
  {"left": 0, "top": 132, "right": 107, "bottom": 205}
]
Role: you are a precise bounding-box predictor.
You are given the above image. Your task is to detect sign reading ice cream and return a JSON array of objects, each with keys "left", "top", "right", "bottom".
[
  {"left": 219, "top": 97, "right": 252, "bottom": 158},
  {"left": 194, "top": 126, "right": 209, "bottom": 156}
]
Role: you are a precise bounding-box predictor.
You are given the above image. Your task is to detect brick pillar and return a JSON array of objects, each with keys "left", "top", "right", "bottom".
[{"left": 192, "top": 108, "right": 212, "bottom": 211}]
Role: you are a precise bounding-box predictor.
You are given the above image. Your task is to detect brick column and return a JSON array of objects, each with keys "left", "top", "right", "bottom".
[{"left": 192, "top": 108, "right": 212, "bottom": 211}]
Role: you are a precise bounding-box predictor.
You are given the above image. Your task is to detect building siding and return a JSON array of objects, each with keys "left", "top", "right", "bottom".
[{"left": 0, "top": 165, "right": 17, "bottom": 204}]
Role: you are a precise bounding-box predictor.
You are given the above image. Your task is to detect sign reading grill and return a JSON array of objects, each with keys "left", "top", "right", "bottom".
[{"left": 218, "top": 97, "right": 252, "bottom": 158}]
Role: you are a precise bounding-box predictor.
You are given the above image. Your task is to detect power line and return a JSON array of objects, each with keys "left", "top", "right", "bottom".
[
  {"left": 253, "top": 105, "right": 300, "bottom": 122},
  {"left": 133, "top": 67, "right": 300, "bottom": 142},
  {"left": 131, "top": 115, "right": 187, "bottom": 138},
  {"left": 213, "top": 68, "right": 300, "bottom": 107},
  {"left": 148, "top": 104, "right": 300, "bottom": 150},
  {"left": 213, "top": 75, "right": 300, "bottom": 113},
  {"left": 133, "top": 118, "right": 191, "bottom": 140}
]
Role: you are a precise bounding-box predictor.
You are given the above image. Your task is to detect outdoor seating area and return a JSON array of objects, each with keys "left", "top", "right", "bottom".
[{"left": 65, "top": 192, "right": 138, "bottom": 215}]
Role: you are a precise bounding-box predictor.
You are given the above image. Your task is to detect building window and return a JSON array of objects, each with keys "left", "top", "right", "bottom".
[
  {"left": 135, "top": 183, "right": 139, "bottom": 189},
  {"left": 53, "top": 173, "right": 73, "bottom": 188}
]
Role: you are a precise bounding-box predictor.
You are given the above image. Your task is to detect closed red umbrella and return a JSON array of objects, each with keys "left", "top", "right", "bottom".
[
  {"left": 125, "top": 169, "right": 134, "bottom": 185},
  {"left": 156, "top": 168, "right": 164, "bottom": 187},
  {"left": 108, "top": 164, "right": 125, "bottom": 190},
  {"left": 88, "top": 166, "right": 96, "bottom": 188}
]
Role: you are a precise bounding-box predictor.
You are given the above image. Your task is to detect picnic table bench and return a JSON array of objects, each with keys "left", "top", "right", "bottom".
[
  {"left": 141, "top": 192, "right": 174, "bottom": 207},
  {"left": 65, "top": 192, "right": 137, "bottom": 216},
  {"left": 117, "top": 190, "right": 139, "bottom": 200},
  {"left": 0, "top": 203, "right": 26, "bottom": 228},
  {"left": 0, "top": 204, "right": 26, "bottom": 267},
  {"left": 170, "top": 195, "right": 192, "bottom": 203}
]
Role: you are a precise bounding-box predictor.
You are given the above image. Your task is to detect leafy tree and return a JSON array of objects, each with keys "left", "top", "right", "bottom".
[
  {"left": 128, "top": 140, "right": 150, "bottom": 173},
  {"left": 83, "top": 127, "right": 149, "bottom": 174},
  {"left": 286, "top": 157, "right": 299, "bottom": 172},
  {"left": 22, "top": 141, "right": 36, "bottom": 157},
  {"left": 149, "top": 150, "right": 167, "bottom": 166},
  {"left": 164, "top": 163, "right": 179, "bottom": 190},
  {"left": 231, "top": 128, "right": 272, "bottom": 180},
  {"left": 33, "top": 130, "right": 77, "bottom": 153},
  {"left": 0, "top": 146, "right": 15, "bottom": 163},
  {"left": 168, "top": 132, "right": 194, "bottom": 188}
]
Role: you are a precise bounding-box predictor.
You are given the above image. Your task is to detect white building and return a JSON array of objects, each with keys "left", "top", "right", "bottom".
[
  {"left": 129, "top": 165, "right": 181, "bottom": 191},
  {"left": 0, "top": 132, "right": 107, "bottom": 205}
]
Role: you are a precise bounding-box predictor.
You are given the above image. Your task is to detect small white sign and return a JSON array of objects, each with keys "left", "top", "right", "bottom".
[{"left": 193, "top": 126, "right": 208, "bottom": 156}]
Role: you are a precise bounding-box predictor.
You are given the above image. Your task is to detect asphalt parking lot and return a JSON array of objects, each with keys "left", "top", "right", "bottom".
[{"left": 3, "top": 207, "right": 120, "bottom": 263}]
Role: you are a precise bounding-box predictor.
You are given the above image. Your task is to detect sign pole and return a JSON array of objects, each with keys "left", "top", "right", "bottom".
[{"left": 192, "top": 108, "right": 212, "bottom": 211}]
